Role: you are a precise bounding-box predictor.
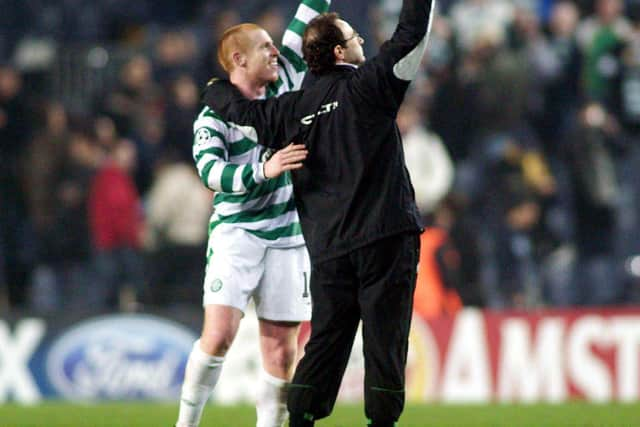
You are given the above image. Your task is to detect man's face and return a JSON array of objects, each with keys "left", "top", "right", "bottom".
[
  {"left": 244, "top": 28, "right": 280, "bottom": 85},
  {"left": 335, "top": 19, "right": 365, "bottom": 66}
]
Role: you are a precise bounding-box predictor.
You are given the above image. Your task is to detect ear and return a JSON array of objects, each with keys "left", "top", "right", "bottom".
[
  {"left": 232, "top": 51, "right": 247, "bottom": 68},
  {"left": 333, "top": 44, "right": 344, "bottom": 62}
]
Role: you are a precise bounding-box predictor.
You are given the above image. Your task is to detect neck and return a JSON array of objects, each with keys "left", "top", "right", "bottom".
[{"left": 229, "top": 73, "right": 266, "bottom": 100}]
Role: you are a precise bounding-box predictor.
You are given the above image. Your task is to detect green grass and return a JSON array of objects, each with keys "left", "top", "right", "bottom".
[{"left": 2, "top": 402, "right": 639, "bottom": 426}]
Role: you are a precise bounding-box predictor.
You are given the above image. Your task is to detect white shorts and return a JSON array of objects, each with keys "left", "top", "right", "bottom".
[{"left": 203, "top": 226, "right": 311, "bottom": 322}]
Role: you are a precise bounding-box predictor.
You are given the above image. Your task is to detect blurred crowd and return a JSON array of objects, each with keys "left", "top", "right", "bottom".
[{"left": 2, "top": 0, "right": 640, "bottom": 315}]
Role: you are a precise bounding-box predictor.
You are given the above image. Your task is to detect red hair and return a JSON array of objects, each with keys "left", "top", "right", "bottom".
[{"left": 217, "top": 23, "right": 263, "bottom": 73}]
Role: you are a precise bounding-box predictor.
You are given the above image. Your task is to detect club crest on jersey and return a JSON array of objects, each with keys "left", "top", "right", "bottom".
[
  {"left": 195, "top": 128, "right": 212, "bottom": 146},
  {"left": 260, "top": 148, "right": 275, "bottom": 162},
  {"left": 210, "top": 278, "right": 223, "bottom": 292}
]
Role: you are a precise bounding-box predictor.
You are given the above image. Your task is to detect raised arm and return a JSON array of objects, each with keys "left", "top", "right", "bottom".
[
  {"left": 352, "top": 0, "right": 436, "bottom": 114},
  {"left": 270, "top": 0, "right": 331, "bottom": 94}
]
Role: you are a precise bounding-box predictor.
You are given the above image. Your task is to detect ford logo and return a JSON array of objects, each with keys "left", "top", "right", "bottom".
[{"left": 46, "top": 314, "right": 196, "bottom": 400}]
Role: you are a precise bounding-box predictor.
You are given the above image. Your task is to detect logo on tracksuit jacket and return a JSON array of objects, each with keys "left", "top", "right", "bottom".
[{"left": 300, "top": 101, "right": 339, "bottom": 125}]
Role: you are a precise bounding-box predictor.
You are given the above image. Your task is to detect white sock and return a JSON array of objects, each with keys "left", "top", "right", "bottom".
[
  {"left": 176, "top": 340, "right": 225, "bottom": 427},
  {"left": 255, "top": 369, "right": 289, "bottom": 427}
]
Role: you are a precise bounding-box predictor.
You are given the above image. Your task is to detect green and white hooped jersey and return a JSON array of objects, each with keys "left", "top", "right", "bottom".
[{"left": 193, "top": 0, "right": 330, "bottom": 248}]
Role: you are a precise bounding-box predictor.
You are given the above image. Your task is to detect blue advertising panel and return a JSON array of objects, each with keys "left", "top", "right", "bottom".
[{"left": 1, "top": 313, "right": 197, "bottom": 402}]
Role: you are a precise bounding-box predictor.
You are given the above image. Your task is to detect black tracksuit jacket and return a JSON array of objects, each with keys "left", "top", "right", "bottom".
[{"left": 204, "top": 0, "right": 434, "bottom": 264}]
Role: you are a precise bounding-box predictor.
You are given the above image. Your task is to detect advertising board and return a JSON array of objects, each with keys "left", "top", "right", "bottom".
[{"left": 1, "top": 307, "right": 639, "bottom": 404}]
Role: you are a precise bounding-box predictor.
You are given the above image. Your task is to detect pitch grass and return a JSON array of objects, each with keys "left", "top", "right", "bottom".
[{"left": 2, "top": 402, "right": 639, "bottom": 426}]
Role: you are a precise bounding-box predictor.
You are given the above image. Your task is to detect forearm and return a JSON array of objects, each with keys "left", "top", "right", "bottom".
[
  {"left": 389, "top": 0, "right": 436, "bottom": 81},
  {"left": 353, "top": 0, "right": 436, "bottom": 112},
  {"left": 280, "top": 0, "right": 332, "bottom": 74},
  {"left": 194, "top": 156, "right": 266, "bottom": 194},
  {"left": 203, "top": 81, "right": 299, "bottom": 149}
]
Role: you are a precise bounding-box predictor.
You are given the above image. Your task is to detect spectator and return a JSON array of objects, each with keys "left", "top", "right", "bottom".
[
  {"left": 472, "top": 130, "right": 558, "bottom": 308},
  {"left": 565, "top": 101, "right": 623, "bottom": 305},
  {"left": 471, "top": 26, "right": 531, "bottom": 136},
  {"left": 429, "top": 17, "right": 478, "bottom": 161},
  {"left": 23, "top": 102, "right": 72, "bottom": 311},
  {"left": 440, "top": 194, "right": 485, "bottom": 307},
  {"left": 130, "top": 115, "right": 166, "bottom": 195},
  {"left": 99, "top": 54, "right": 163, "bottom": 138},
  {"left": 144, "top": 151, "right": 212, "bottom": 307},
  {"left": 449, "top": 0, "right": 514, "bottom": 53},
  {"left": 24, "top": 102, "right": 70, "bottom": 258},
  {"left": 0, "top": 65, "right": 33, "bottom": 308},
  {"left": 162, "top": 74, "right": 201, "bottom": 163},
  {"left": 153, "top": 30, "right": 199, "bottom": 85},
  {"left": 397, "top": 95, "right": 454, "bottom": 218},
  {"left": 413, "top": 199, "right": 464, "bottom": 319},
  {"left": 539, "top": 0, "right": 583, "bottom": 154},
  {"left": 88, "top": 138, "right": 145, "bottom": 310},
  {"left": 93, "top": 115, "right": 119, "bottom": 151},
  {"left": 576, "top": 0, "right": 631, "bottom": 105},
  {"left": 30, "top": 131, "right": 102, "bottom": 312}
]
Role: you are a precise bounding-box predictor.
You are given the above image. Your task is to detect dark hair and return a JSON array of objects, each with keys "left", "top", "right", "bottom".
[{"left": 302, "top": 12, "right": 347, "bottom": 75}]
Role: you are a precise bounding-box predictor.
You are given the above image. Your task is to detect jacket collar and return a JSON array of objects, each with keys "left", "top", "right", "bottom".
[{"left": 334, "top": 63, "right": 358, "bottom": 72}]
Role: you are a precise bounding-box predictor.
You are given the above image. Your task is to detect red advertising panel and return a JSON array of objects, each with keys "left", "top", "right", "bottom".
[{"left": 402, "top": 308, "right": 640, "bottom": 403}]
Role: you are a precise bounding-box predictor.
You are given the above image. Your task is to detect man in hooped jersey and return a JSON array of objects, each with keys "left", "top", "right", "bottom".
[
  {"left": 175, "top": 1, "right": 331, "bottom": 427},
  {"left": 201, "top": 0, "right": 435, "bottom": 425}
]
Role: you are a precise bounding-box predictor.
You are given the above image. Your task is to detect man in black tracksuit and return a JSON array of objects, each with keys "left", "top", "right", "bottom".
[{"left": 204, "top": 1, "right": 435, "bottom": 425}]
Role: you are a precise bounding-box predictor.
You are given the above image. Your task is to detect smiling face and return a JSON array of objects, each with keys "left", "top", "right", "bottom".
[
  {"left": 243, "top": 28, "right": 280, "bottom": 85},
  {"left": 335, "top": 19, "right": 365, "bottom": 66},
  {"left": 218, "top": 23, "right": 280, "bottom": 88}
]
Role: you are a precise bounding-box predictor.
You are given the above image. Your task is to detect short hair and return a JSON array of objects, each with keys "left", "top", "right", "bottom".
[
  {"left": 217, "top": 23, "right": 263, "bottom": 73},
  {"left": 302, "top": 13, "right": 347, "bottom": 75}
]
